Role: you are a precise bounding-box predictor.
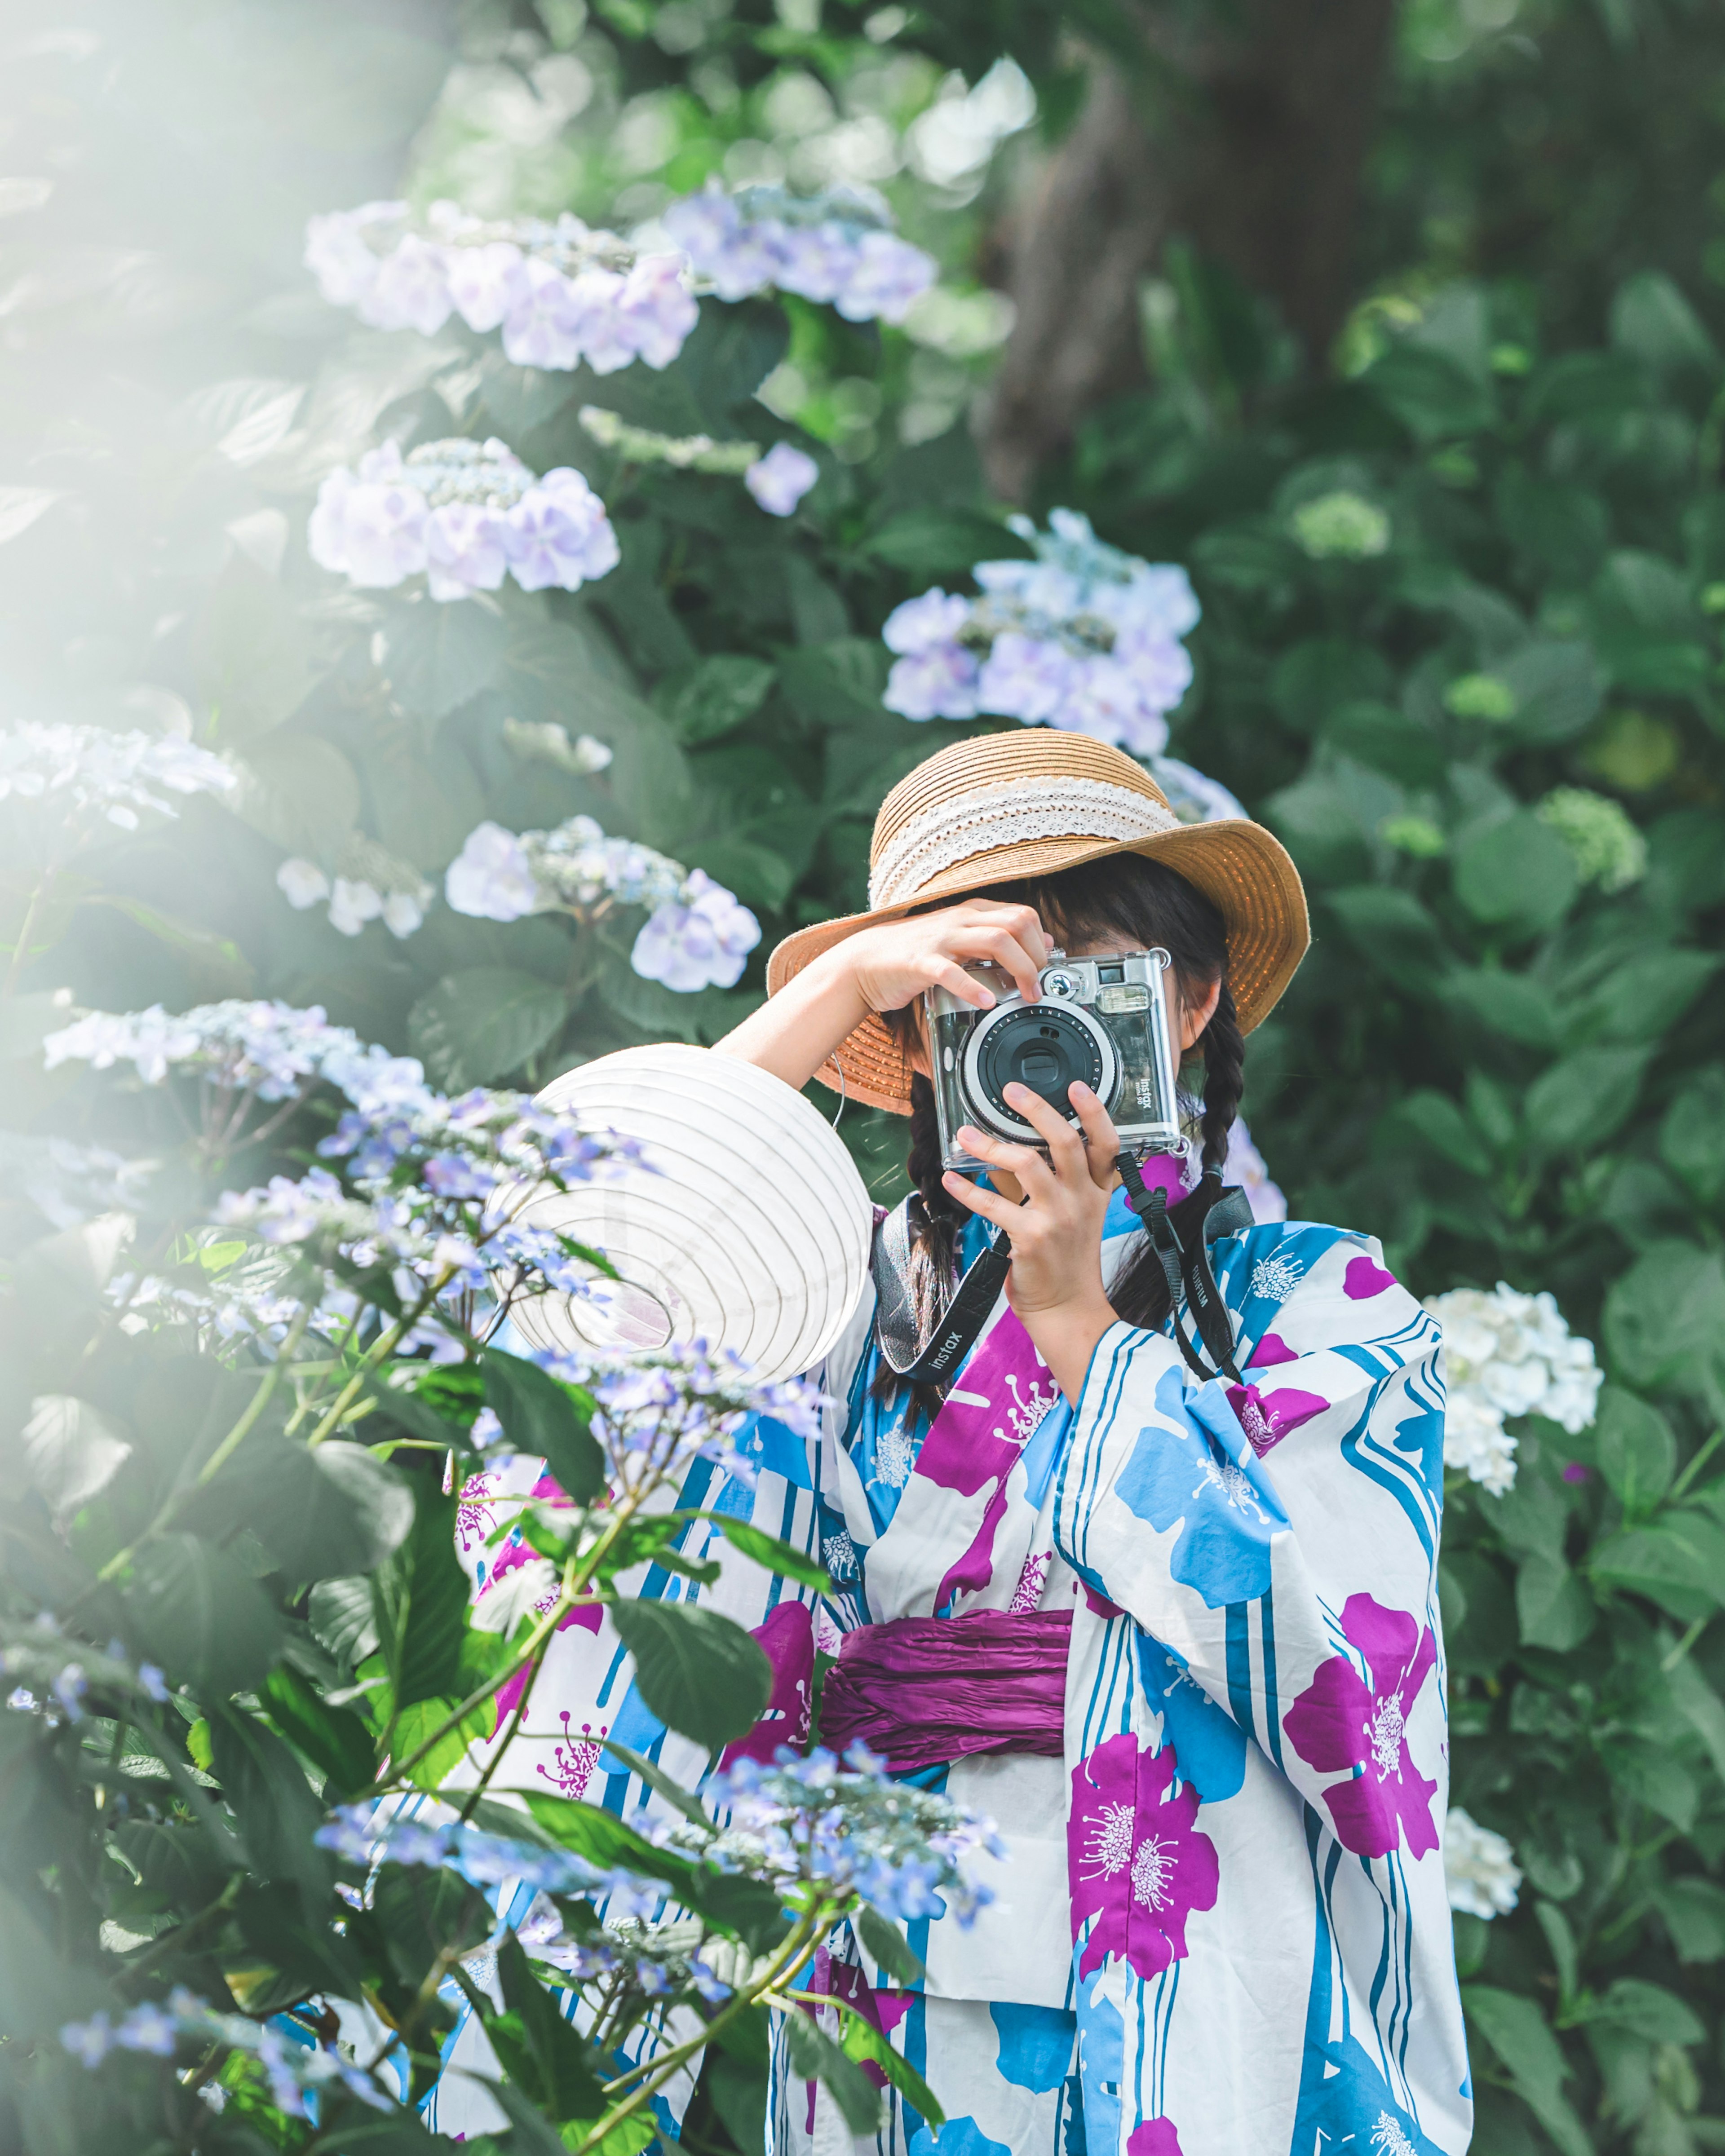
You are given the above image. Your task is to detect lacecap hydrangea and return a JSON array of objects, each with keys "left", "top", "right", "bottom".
[
  {"left": 880, "top": 509, "right": 1199, "bottom": 755},
  {"left": 308, "top": 437, "right": 617, "bottom": 602}
]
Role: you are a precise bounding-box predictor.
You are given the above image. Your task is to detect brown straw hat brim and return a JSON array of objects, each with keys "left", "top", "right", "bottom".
[{"left": 766, "top": 731, "right": 1309, "bottom": 1116}]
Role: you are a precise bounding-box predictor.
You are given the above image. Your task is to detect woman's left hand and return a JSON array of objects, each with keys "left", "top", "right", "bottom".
[{"left": 942, "top": 1082, "right": 1123, "bottom": 1403}]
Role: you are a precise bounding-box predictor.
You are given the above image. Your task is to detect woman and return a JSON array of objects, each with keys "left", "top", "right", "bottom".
[{"left": 452, "top": 730, "right": 1468, "bottom": 2156}]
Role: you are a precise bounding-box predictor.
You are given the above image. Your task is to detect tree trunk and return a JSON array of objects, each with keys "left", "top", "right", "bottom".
[{"left": 981, "top": 0, "right": 1396, "bottom": 501}]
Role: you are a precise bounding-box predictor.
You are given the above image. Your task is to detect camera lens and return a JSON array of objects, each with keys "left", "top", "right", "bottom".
[{"left": 965, "top": 1002, "right": 1111, "bottom": 1138}]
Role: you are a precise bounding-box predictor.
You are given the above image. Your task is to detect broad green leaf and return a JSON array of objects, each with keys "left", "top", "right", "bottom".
[
  {"left": 261, "top": 1662, "right": 376, "bottom": 1799},
  {"left": 783, "top": 2007, "right": 882, "bottom": 2135},
  {"left": 702, "top": 2046, "right": 770, "bottom": 2155},
  {"left": 858, "top": 1904, "right": 927, "bottom": 1987},
  {"left": 1570, "top": 950, "right": 1719, "bottom": 1047},
  {"left": 390, "top": 1695, "right": 491, "bottom": 1790},
  {"left": 1515, "top": 1554, "right": 1595, "bottom": 1652},
  {"left": 1594, "top": 1387, "right": 1677, "bottom": 1515},
  {"left": 409, "top": 968, "right": 570, "bottom": 1090},
  {"left": 610, "top": 1597, "right": 771, "bottom": 1750},
  {"left": 1583, "top": 1977, "right": 1706, "bottom": 2046},
  {"left": 1441, "top": 968, "right": 1559, "bottom": 1049},
  {"left": 708, "top": 1515, "right": 833, "bottom": 1591},
  {"left": 20, "top": 1393, "right": 132, "bottom": 1523},
  {"left": 376, "top": 592, "right": 508, "bottom": 719},
  {"left": 1604, "top": 1241, "right": 1725, "bottom": 1394},
  {"left": 831, "top": 1997, "right": 945, "bottom": 2127},
  {"left": 1324, "top": 886, "right": 1446, "bottom": 977},
  {"left": 309, "top": 1574, "right": 380, "bottom": 1668},
  {"left": 125, "top": 1535, "right": 280, "bottom": 1696},
  {"left": 206, "top": 1705, "right": 333, "bottom": 1908},
  {"left": 1462, "top": 1985, "right": 1592, "bottom": 2156},
  {"left": 1452, "top": 812, "right": 1578, "bottom": 933},
  {"left": 1660, "top": 1067, "right": 1725, "bottom": 1205},
  {"left": 862, "top": 507, "right": 1025, "bottom": 578},
  {"left": 695, "top": 1868, "right": 794, "bottom": 1955},
  {"left": 1611, "top": 270, "right": 1721, "bottom": 377},
  {"left": 1651, "top": 1876, "right": 1725, "bottom": 1962},
  {"left": 1269, "top": 637, "right": 1394, "bottom": 733},
  {"left": 1590, "top": 1513, "right": 1725, "bottom": 1614},
  {"left": 1604, "top": 1741, "right": 1697, "bottom": 1830},
  {"left": 490, "top": 1931, "right": 607, "bottom": 2122},
  {"left": 1492, "top": 640, "right": 1606, "bottom": 744},
  {"left": 521, "top": 1792, "right": 699, "bottom": 1897},
  {"left": 1665, "top": 1652, "right": 1725, "bottom": 1785},
  {"left": 657, "top": 653, "right": 776, "bottom": 745},
  {"left": 382, "top": 1486, "right": 470, "bottom": 1708},
  {"left": 191, "top": 1439, "right": 415, "bottom": 1583},
  {"left": 480, "top": 1348, "right": 605, "bottom": 1503},
  {"left": 1365, "top": 343, "right": 1495, "bottom": 440},
  {"left": 1392, "top": 1089, "right": 1492, "bottom": 1175},
  {"left": 1524, "top": 1046, "right": 1648, "bottom": 1155}
]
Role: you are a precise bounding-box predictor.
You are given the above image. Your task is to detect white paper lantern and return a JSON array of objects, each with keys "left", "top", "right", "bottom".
[{"left": 500, "top": 1044, "right": 873, "bottom": 1383}]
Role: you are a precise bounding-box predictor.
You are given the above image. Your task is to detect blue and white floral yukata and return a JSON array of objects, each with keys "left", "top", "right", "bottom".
[{"left": 437, "top": 1184, "right": 1471, "bottom": 2156}]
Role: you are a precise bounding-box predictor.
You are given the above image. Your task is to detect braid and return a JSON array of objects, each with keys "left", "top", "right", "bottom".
[{"left": 1199, "top": 979, "right": 1244, "bottom": 1174}]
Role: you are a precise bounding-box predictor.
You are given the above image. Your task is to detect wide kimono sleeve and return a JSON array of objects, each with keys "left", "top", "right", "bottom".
[{"left": 1052, "top": 1219, "right": 1449, "bottom": 1860}]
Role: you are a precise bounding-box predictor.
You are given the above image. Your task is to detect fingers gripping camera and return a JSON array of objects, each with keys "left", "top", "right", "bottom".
[{"left": 927, "top": 947, "right": 1185, "bottom": 1175}]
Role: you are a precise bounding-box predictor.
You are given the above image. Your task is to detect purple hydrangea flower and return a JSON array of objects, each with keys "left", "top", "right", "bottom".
[
  {"left": 882, "top": 588, "right": 972, "bottom": 654},
  {"left": 616, "top": 253, "right": 698, "bottom": 368},
  {"left": 631, "top": 870, "right": 761, "bottom": 992},
  {"left": 744, "top": 442, "right": 819, "bottom": 517},
  {"left": 425, "top": 500, "right": 509, "bottom": 600},
  {"left": 1067, "top": 1734, "right": 1219, "bottom": 1982},
  {"left": 835, "top": 230, "right": 936, "bottom": 324},
  {"left": 445, "top": 822, "right": 540, "bottom": 922},
  {"left": 501, "top": 257, "right": 584, "bottom": 370},
  {"left": 1283, "top": 1593, "right": 1440, "bottom": 1860},
  {"left": 884, "top": 645, "right": 981, "bottom": 722},
  {"left": 503, "top": 468, "right": 620, "bottom": 592},
  {"left": 360, "top": 232, "right": 454, "bottom": 336},
  {"left": 446, "top": 238, "right": 527, "bottom": 332},
  {"left": 772, "top": 221, "right": 854, "bottom": 304},
  {"left": 977, "top": 631, "right": 1075, "bottom": 723}
]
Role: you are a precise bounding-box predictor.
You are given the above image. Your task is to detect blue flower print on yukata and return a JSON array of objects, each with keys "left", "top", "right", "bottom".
[
  {"left": 1136, "top": 1636, "right": 1247, "bottom": 1802},
  {"left": 1112, "top": 1365, "right": 1288, "bottom": 1609},
  {"left": 991, "top": 2002, "right": 1075, "bottom": 2093},
  {"left": 909, "top": 2122, "right": 1012, "bottom": 2156}
]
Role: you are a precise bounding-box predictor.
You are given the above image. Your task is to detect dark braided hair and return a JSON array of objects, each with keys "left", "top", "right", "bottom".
[{"left": 874, "top": 853, "right": 1244, "bottom": 1410}]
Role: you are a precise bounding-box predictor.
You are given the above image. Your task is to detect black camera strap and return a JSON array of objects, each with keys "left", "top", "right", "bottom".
[
  {"left": 873, "top": 1197, "right": 1013, "bottom": 1384},
  {"left": 873, "top": 1158, "right": 1254, "bottom": 1390},
  {"left": 1115, "top": 1155, "right": 1252, "bottom": 1387}
]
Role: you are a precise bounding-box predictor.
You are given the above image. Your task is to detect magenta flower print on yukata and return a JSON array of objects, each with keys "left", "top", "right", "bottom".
[
  {"left": 1283, "top": 1593, "right": 1440, "bottom": 1860},
  {"left": 1127, "top": 2123, "right": 1184, "bottom": 2156},
  {"left": 1069, "top": 1734, "right": 1219, "bottom": 1981}
]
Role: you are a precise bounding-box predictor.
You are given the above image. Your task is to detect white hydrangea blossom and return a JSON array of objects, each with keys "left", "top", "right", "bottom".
[
  {"left": 880, "top": 508, "right": 1199, "bottom": 755},
  {"left": 308, "top": 437, "right": 617, "bottom": 603},
  {"left": 443, "top": 817, "right": 760, "bottom": 993},
  {"left": 276, "top": 834, "right": 433, "bottom": 941},
  {"left": 0, "top": 724, "right": 236, "bottom": 834},
  {"left": 743, "top": 442, "right": 820, "bottom": 517},
  {"left": 1424, "top": 1281, "right": 1603, "bottom": 1496},
  {"left": 1444, "top": 1807, "right": 1522, "bottom": 1919}
]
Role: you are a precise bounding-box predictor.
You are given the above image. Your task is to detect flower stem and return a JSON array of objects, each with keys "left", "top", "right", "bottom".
[{"left": 304, "top": 1269, "right": 453, "bottom": 1448}]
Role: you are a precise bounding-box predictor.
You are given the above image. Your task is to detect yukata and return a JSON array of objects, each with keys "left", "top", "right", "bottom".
[{"left": 431, "top": 1185, "right": 1471, "bottom": 2156}]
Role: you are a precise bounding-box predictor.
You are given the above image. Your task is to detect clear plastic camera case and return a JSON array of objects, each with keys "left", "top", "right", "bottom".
[{"left": 925, "top": 946, "right": 1185, "bottom": 1175}]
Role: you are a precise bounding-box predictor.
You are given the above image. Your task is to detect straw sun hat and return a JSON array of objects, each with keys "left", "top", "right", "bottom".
[{"left": 766, "top": 730, "right": 1310, "bottom": 1116}]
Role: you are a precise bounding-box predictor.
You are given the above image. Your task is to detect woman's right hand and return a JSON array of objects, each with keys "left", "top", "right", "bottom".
[{"left": 837, "top": 899, "right": 1052, "bottom": 1016}]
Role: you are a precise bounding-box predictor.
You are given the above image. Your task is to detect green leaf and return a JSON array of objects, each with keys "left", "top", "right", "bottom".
[
  {"left": 1440, "top": 968, "right": 1559, "bottom": 1050},
  {"left": 702, "top": 2046, "right": 770, "bottom": 2156},
  {"left": 80, "top": 892, "right": 255, "bottom": 998},
  {"left": 783, "top": 2008, "right": 882, "bottom": 2135},
  {"left": 1590, "top": 1513, "right": 1725, "bottom": 1613},
  {"left": 1666, "top": 1652, "right": 1725, "bottom": 1785},
  {"left": 597, "top": 1734, "right": 708, "bottom": 1824},
  {"left": 862, "top": 507, "right": 1025, "bottom": 578},
  {"left": 1365, "top": 343, "right": 1495, "bottom": 440},
  {"left": 1604, "top": 1240, "right": 1725, "bottom": 1394},
  {"left": 1452, "top": 813, "right": 1579, "bottom": 934},
  {"left": 1571, "top": 950, "right": 1719, "bottom": 1047},
  {"left": 190, "top": 1439, "right": 416, "bottom": 1583},
  {"left": 657, "top": 654, "right": 776, "bottom": 745},
  {"left": 390, "top": 1694, "right": 491, "bottom": 1790},
  {"left": 1515, "top": 1554, "right": 1595, "bottom": 1651},
  {"left": 1324, "top": 886, "right": 1446, "bottom": 977},
  {"left": 1491, "top": 640, "right": 1606, "bottom": 745},
  {"left": 707, "top": 1515, "right": 833, "bottom": 1592},
  {"left": 521, "top": 1792, "right": 700, "bottom": 1898},
  {"left": 610, "top": 1597, "right": 771, "bottom": 1751},
  {"left": 1392, "top": 1089, "right": 1493, "bottom": 1175},
  {"left": 694, "top": 1869, "right": 794, "bottom": 1955},
  {"left": 206, "top": 1704, "right": 333, "bottom": 1907},
  {"left": 409, "top": 968, "right": 571, "bottom": 1090},
  {"left": 481, "top": 1348, "right": 605, "bottom": 1503},
  {"left": 125, "top": 1534, "right": 281, "bottom": 1696},
  {"left": 377, "top": 594, "right": 509, "bottom": 719},
  {"left": 1269, "top": 637, "right": 1394, "bottom": 733},
  {"left": 381, "top": 1487, "right": 470, "bottom": 1709},
  {"left": 1660, "top": 1067, "right": 1725, "bottom": 1205},
  {"left": 833, "top": 1999, "right": 945, "bottom": 2128},
  {"left": 1583, "top": 1977, "right": 1706, "bottom": 2047},
  {"left": 1651, "top": 1876, "right": 1725, "bottom": 1962},
  {"left": 1462, "top": 1985, "right": 1593, "bottom": 2156},
  {"left": 261, "top": 1663, "right": 376, "bottom": 1799},
  {"left": 20, "top": 1392, "right": 133, "bottom": 1524},
  {"left": 1524, "top": 1046, "right": 1649, "bottom": 1154},
  {"left": 489, "top": 1931, "right": 607, "bottom": 2122},
  {"left": 1594, "top": 1387, "right": 1677, "bottom": 1515},
  {"left": 309, "top": 1574, "right": 381, "bottom": 1667},
  {"left": 1611, "top": 270, "right": 1721, "bottom": 378},
  {"left": 858, "top": 1904, "right": 926, "bottom": 1987}
]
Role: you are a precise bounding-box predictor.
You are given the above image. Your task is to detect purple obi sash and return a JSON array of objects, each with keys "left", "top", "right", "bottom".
[{"left": 819, "top": 1607, "right": 1071, "bottom": 1773}]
